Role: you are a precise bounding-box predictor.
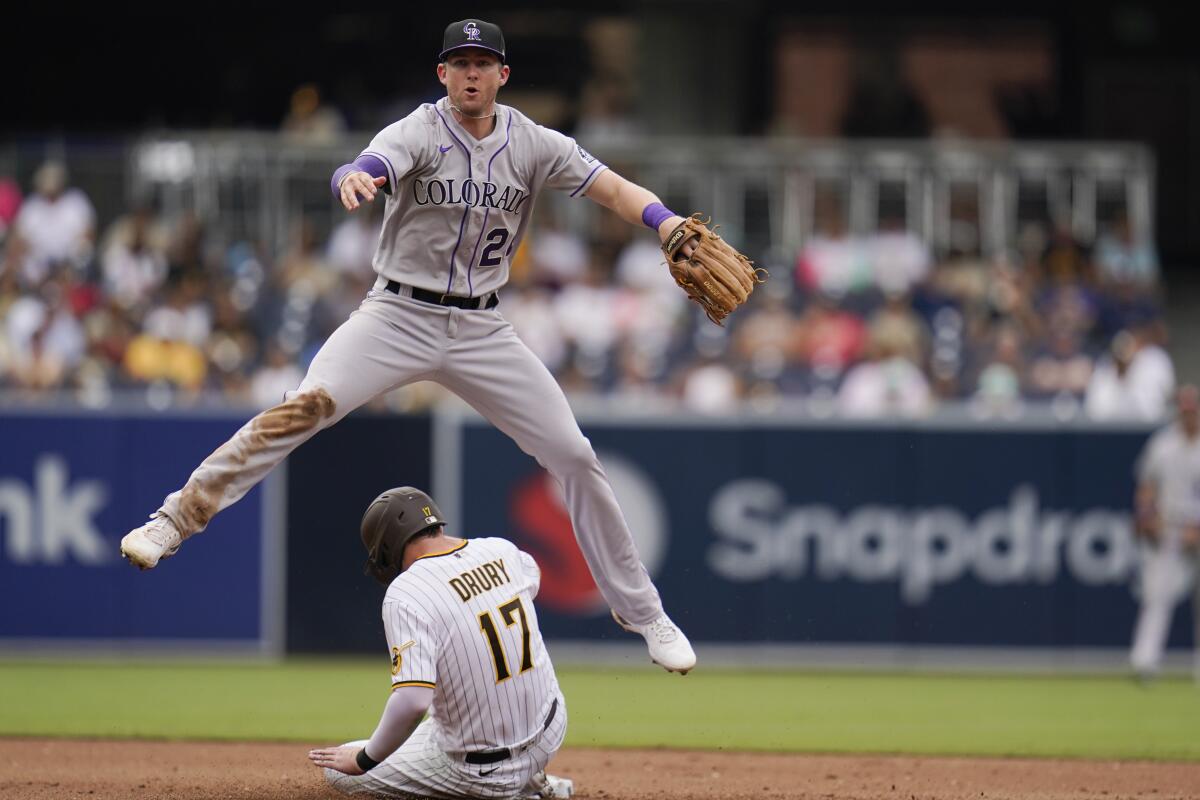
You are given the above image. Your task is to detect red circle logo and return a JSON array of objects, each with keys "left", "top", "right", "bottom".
[{"left": 507, "top": 454, "right": 668, "bottom": 616}]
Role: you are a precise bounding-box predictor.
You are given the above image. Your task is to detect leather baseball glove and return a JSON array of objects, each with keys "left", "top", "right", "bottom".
[{"left": 662, "top": 214, "right": 765, "bottom": 326}]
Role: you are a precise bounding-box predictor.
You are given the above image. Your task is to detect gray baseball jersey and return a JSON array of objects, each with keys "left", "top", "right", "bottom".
[
  {"left": 1138, "top": 424, "right": 1200, "bottom": 528},
  {"left": 383, "top": 536, "right": 561, "bottom": 753},
  {"left": 362, "top": 96, "right": 607, "bottom": 297}
]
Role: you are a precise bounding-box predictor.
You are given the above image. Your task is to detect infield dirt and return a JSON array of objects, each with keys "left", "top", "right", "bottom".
[{"left": 1, "top": 738, "right": 1197, "bottom": 799}]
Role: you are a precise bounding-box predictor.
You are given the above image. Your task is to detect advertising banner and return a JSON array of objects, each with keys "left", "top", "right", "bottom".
[
  {"left": 451, "top": 417, "right": 1185, "bottom": 649},
  {"left": 0, "top": 411, "right": 279, "bottom": 651},
  {"left": 284, "top": 412, "right": 433, "bottom": 653}
]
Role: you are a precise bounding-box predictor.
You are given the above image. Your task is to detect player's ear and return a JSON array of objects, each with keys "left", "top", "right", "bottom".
[
  {"left": 437, "top": 62, "right": 449, "bottom": 86},
  {"left": 498, "top": 64, "right": 510, "bottom": 86}
]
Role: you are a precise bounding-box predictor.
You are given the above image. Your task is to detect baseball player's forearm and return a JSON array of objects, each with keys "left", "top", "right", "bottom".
[
  {"left": 331, "top": 154, "right": 389, "bottom": 199},
  {"left": 584, "top": 170, "right": 678, "bottom": 233},
  {"left": 1184, "top": 525, "right": 1200, "bottom": 549},
  {"left": 1135, "top": 481, "right": 1159, "bottom": 535},
  {"left": 360, "top": 685, "right": 434, "bottom": 766}
]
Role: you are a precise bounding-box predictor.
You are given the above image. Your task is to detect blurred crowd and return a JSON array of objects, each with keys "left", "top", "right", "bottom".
[
  {"left": 0, "top": 161, "right": 374, "bottom": 410},
  {"left": 0, "top": 160, "right": 1175, "bottom": 419}
]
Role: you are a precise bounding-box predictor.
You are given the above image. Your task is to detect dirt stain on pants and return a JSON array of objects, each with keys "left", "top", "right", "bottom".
[{"left": 169, "top": 388, "right": 337, "bottom": 535}]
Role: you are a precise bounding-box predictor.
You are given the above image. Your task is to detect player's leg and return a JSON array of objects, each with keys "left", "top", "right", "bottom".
[
  {"left": 1189, "top": 554, "right": 1200, "bottom": 683},
  {"left": 515, "top": 693, "right": 572, "bottom": 799},
  {"left": 321, "top": 737, "right": 444, "bottom": 799},
  {"left": 321, "top": 736, "right": 435, "bottom": 798},
  {"left": 438, "top": 311, "right": 695, "bottom": 672},
  {"left": 324, "top": 720, "right": 508, "bottom": 799},
  {"left": 121, "top": 297, "right": 436, "bottom": 568},
  {"left": 1130, "top": 540, "right": 1181, "bottom": 678}
]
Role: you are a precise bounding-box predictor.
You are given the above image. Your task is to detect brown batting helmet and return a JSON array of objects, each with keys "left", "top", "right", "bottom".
[{"left": 361, "top": 486, "right": 446, "bottom": 585}]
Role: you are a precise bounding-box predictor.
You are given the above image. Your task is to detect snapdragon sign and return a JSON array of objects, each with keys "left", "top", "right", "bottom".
[{"left": 457, "top": 419, "right": 1188, "bottom": 648}]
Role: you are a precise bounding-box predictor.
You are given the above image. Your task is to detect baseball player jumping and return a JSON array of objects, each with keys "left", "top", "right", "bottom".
[
  {"left": 121, "top": 18, "right": 698, "bottom": 673},
  {"left": 309, "top": 486, "right": 574, "bottom": 798}
]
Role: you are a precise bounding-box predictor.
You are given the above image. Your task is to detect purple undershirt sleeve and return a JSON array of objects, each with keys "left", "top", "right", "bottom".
[{"left": 330, "top": 154, "right": 390, "bottom": 200}]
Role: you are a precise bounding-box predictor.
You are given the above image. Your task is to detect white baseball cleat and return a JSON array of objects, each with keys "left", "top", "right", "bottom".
[
  {"left": 521, "top": 771, "right": 574, "bottom": 799},
  {"left": 541, "top": 774, "right": 574, "bottom": 799},
  {"left": 612, "top": 611, "right": 697, "bottom": 674},
  {"left": 120, "top": 512, "right": 184, "bottom": 570}
]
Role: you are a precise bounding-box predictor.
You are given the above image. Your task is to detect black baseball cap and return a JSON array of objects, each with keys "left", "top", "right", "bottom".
[{"left": 440, "top": 19, "right": 506, "bottom": 62}]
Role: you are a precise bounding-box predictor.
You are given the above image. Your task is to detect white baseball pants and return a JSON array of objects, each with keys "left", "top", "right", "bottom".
[
  {"left": 1129, "top": 531, "right": 1199, "bottom": 676},
  {"left": 325, "top": 693, "right": 568, "bottom": 798},
  {"left": 157, "top": 287, "right": 664, "bottom": 624}
]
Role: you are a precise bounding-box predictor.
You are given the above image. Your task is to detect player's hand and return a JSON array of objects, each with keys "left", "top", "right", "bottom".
[
  {"left": 308, "top": 745, "right": 366, "bottom": 775},
  {"left": 658, "top": 215, "right": 697, "bottom": 259},
  {"left": 1183, "top": 525, "right": 1200, "bottom": 550},
  {"left": 1135, "top": 512, "right": 1161, "bottom": 540},
  {"left": 340, "top": 172, "right": 388, "bottom": 211}
]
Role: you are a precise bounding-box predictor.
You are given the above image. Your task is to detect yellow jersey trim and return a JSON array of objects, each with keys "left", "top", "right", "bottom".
[
  {"left": 413, "top": 540, "right": 469, "bottom": 562},
  {"left": 391, "top": 680, "right": 436, "bottom": 690}
]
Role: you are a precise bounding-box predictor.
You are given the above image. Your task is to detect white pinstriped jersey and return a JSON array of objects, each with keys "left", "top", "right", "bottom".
[
  {"left": 382, "top": 537, "right": 561, "bottom": 754},
  {"left": 361, "top": 96, "right": 607, "bottom": 298}
]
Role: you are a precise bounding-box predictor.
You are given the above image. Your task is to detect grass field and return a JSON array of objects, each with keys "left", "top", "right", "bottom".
[{"left": 1, "top": 660, "right": 1198, "bottom": 761}]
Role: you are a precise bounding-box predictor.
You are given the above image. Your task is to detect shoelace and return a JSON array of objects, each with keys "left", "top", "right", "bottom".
[
  {"left": 143, "top": 517, "right": 178, "bottom": 546},
  {"left": 646, "top": 617, "right": 678, "bottom": 644}
]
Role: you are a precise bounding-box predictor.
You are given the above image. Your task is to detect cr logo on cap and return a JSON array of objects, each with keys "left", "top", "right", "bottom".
[{"left": 464, "top": 21, "right": 481, "bottom": 41}]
